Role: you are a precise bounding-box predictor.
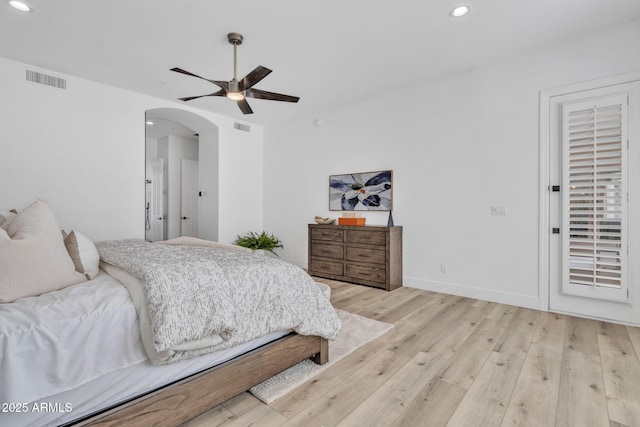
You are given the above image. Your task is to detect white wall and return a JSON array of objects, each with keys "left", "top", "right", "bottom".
[
  {"left": 218, "top": 125, "right": 264, "bottom": 243},
  {"left": 0, "top": 56, "right": 263, "bottom": 243},
  {"left": 198, "top": 131, "right": 219, "bottom": 241},
  {"left": 263, "top": 20, "right": 640, "bottom": 310}
]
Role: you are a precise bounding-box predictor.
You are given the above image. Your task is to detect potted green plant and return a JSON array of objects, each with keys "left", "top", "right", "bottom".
[{"left": 233, "top": 231, "right": 283, "bottom": 256}]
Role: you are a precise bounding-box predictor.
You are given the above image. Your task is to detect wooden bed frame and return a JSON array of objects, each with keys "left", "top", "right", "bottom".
[{"left": 70, "top": 334, "right": 328, "bottom": 427}]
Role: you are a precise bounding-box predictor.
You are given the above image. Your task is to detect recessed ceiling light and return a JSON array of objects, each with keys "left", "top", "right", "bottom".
[
  {"left": 8, "top": 0, "right": 31, "bottom": 12},
  {"left": 145, "top": 121, "right": 154, "bottom": 126},
  {"left": 450, "top": 5, "right": 470, "bottom": 17}
]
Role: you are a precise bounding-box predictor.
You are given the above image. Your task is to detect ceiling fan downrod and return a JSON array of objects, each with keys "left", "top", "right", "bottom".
[{"left": 227, "top": 32, "right": 243, "bottom": 83}]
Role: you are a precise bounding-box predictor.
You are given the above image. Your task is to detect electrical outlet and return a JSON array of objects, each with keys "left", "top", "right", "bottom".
[{"left": 440, "top": 264, "right": 448, "bottom": 273}]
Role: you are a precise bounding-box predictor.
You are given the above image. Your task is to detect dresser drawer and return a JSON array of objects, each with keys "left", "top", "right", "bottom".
[
  {"left": 346, "top": 229, "right": 386, "bottom": 245},
  {"left": 346, "top": 264, "right": 386, "bottom": 284},
  {"left": 311, "top": 243, "right": 344, "bottom": 259},
  {"left": 309, "top": 259, "right": 344, "bottom": 276},
  {"left": 346, "top": 246, "right": 386, "bottom": 264},
  {"left": 311, "top": 227, "right": 344, "bottom": 242}
]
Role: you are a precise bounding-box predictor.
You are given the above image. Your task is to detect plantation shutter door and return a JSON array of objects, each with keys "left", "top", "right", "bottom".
[{"left": 561, "top": 94, "right": 628, "bottom": 302}]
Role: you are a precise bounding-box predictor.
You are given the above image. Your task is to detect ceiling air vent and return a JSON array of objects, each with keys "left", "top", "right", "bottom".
[
  {"left": 25, "top": 69, "right": 67, "bottom": 90},
  {"left": 234, "top": 122, "right": 251, "bottom": 133}
]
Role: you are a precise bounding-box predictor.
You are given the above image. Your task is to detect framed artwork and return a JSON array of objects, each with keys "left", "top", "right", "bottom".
[{"left": 329, "top": 170, "right": 392, "bottom": 211}]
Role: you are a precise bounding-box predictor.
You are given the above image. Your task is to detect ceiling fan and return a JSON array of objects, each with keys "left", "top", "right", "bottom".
[{"left": 170, "top": 33, "right": 300, "bottom": 115}]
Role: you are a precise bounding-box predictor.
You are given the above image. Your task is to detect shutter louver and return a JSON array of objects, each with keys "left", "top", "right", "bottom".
[{"left": 562, "top": 94, "right": 628, "bottom": 302}]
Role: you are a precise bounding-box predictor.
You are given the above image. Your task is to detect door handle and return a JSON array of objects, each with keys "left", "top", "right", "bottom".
[{"left": 182, "top": 216, "right": 190, "bottom": 220}]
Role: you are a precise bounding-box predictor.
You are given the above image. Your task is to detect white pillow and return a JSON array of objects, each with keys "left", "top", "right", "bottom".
[
  {"left": 0, "top": 200, "right": 86, "bottom": 302},
  {"left": 0, "top": 209, "right": 17, "bottom": 229},
  {"left": 63, "top": 230, "right": 100, "bottom": 280}
]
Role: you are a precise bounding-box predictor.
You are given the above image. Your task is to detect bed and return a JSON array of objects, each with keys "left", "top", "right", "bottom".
[{"left": 0, "top": 201, "right": 340, "bottom": 426}]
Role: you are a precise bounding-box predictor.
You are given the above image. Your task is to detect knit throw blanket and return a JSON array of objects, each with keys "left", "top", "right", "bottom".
[{"left": 96, "top": 239, "right": 341, "bottom": 364}]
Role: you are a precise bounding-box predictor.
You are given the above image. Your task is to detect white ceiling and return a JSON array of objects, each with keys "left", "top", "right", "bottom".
[{"left": 2, "top": 1, "right": 640, "bottom": 125}]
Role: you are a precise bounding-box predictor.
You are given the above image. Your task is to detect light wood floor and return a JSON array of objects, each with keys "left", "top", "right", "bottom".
[{"left": 183, "top": 279, "right": 640, "bottom": 427}]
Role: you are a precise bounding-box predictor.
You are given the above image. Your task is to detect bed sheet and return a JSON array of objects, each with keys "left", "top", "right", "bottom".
[{"left": 0, "top": 271, "right": 145, "bottom": 405}]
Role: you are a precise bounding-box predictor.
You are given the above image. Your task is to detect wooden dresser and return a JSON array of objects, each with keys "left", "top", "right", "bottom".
[{"left": 308, "top": 224, "right": 402, "bottom": 291}]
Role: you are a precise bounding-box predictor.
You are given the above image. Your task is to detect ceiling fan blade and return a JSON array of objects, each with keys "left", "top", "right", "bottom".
[
  {"left": 237, "top": 98, "right": 254, "bottom": 114},
  {"left": 239, "top": 66, "right": 272, "bottom": 91},
  {"left": 178, "top": 90, "right": 226, "bottom": 102},
  {"left": 170, "top": 67, "right": 228, "bottom": 89},
  {"left": 245, "top": 88, "right": 300, "bottom": 103}
]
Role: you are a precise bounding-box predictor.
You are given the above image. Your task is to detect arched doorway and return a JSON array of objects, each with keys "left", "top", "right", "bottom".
[{"left": 144, "top": 108, "right": 219, "bottom": 242}]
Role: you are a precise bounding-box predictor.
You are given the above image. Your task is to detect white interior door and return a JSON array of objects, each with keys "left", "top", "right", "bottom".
[
  {"left": 181, "top": 159, "right": 198, "bottom": 237},
  {"left": 150, "top": 159, "right": 164, "bottom": 241},
  {"left": 549, "top": 82, "right": 638, "bottom": 322}
]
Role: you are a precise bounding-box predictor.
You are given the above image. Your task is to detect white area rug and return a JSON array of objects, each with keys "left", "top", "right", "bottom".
[{"left": 249, "top": 309, "right": 393, "bottom": 403}]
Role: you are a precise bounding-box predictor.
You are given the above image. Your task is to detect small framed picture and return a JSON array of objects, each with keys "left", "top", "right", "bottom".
[{"left": 329, "top": 170, "right": 392, "bottom": 211}]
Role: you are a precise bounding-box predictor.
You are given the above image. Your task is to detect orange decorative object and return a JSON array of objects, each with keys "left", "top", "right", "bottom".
[{"left": 338, "top": 217, "right": 366, "bottom": 226}]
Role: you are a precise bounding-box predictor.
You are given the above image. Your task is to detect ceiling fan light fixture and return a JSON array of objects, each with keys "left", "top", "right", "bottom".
[
  {"left": 8, "top": 0, "right": 31, "bottom": 12},
  {"left": 450, "top": 5, "right": 470, "bottom": 17},
  {"left": 226, "top": 91, "right": 245, "bottom": 101}
]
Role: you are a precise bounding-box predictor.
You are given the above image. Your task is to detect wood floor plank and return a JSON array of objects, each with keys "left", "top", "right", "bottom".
[
  {"left": 565, "top": 316, "right": 599, "bottom": 355},
  {"left": 391, "top": 379, "right": 467, "bottom": 427},
  {"left": 446, "top": 351, "right": 525, "bottom": 427},
  {"left": 424, "top": 303, "right": 494, "bottom": 359},
  {"left": 556, "top": 349, "right": 609, "bottom": 427},
  {"left": 391, "top": 297, "right": 477, "bottom": 359},
  {"left": 486, "top": 303, "right": 519, "bottom": 328},
  {"left": 438, "top": 319, "right": 506, "bottom": 389},
  {"left": 336, "top": 351, "right": 447, "bottom": 427},
  {"left": 389, "top": 294, "right": 459, "bottom": 338},
  {"left": 597, "top": 321, "right": 631, "bottom": 341},
  {"left": 598, "top": 335, "right": 640, "bottom": 426},
  {"left": 471, "top": 299, "right": 497, "bottom": 311},
  {"left": 501, "top": 354, "right": 562, "bottom": 427},
  {"left": 330, "top": 286, "right": 385, "bottom": 314},
  {"left": 180, "top": 404, "right": 234, "bottom": 426},
  {"left": 527, "top": 311, "right": 567, "bottom": 363},
  {"left": 627, "top": 325, "right": 640, "bottom": 358},
  {"left": 370, "top": 291, "right": 440, "bottom": 324},
  {"left": 493, "top": 308, "right": 540, "bottom": 359},
  {"left": 356, "top": 287, "right": 425, "bottom": 322},
  {"left": 222, "top": 402, "right": 288, "bottom": 426},
  {"left": 221, "top": 392, "right": 263, "bottom": 416}
]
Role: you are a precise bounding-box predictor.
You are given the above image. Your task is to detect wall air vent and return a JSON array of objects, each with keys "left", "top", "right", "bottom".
[
  {"left": 234, "top": 122, "right": 251, "bottom": 132},
  {"left": 25, "top": 69, "right": 67, "bottom": 90}
]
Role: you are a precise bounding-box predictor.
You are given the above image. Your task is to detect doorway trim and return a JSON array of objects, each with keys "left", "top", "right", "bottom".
[{"left": 539, "top": 70, "right": 640, "bottom": 313}]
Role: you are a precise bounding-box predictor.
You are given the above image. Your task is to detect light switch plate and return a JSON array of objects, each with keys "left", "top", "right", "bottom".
[{"left": 490, "top": 206, "right": 507, "bottom": 216}]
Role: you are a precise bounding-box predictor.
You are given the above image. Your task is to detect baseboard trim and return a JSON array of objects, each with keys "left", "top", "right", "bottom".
[{"left": 404, "top": 276, "right": 540, "bottom": 310}]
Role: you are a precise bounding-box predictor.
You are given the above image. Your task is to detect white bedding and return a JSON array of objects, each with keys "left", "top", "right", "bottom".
[
  {"left": 0, "top": 271, "right": 146, "bottom": 405},
  {"left": 0, "top": 269, "right": 291, "bottom": 427}
]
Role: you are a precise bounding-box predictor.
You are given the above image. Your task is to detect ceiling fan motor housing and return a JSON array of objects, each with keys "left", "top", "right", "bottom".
[{"left": 227, "top": 32, "right": 243, "bottom": 45}]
